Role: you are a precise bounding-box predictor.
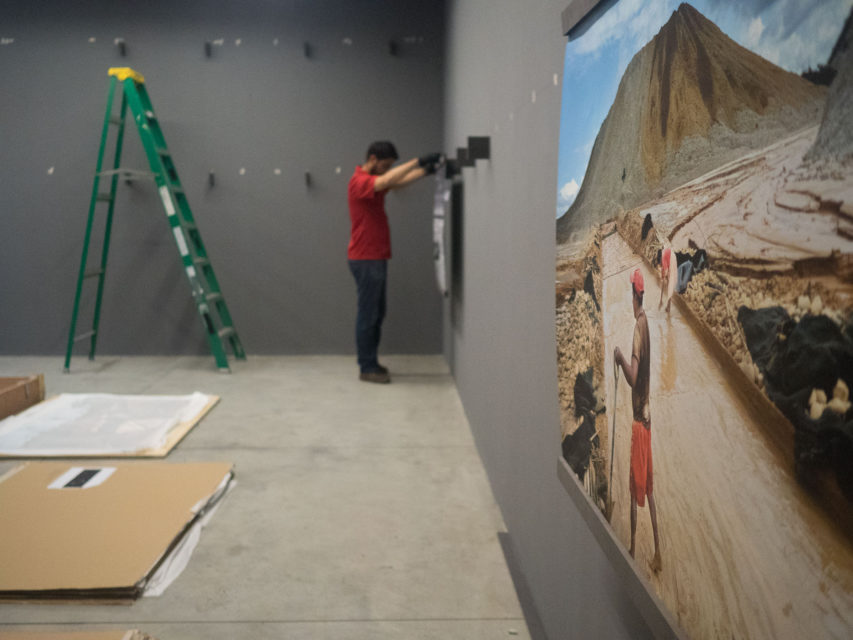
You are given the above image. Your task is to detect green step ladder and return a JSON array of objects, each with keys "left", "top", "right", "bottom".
[{"left": 64, "top": 67, "right": 245, "bottom": 373}]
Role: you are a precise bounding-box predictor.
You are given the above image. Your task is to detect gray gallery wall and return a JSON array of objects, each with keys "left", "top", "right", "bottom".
[
  {"left": 0, "top": 0, "right": 444, "bottom": 358},
  {"left": 443, "top": 1, "right": 654, "bottom": 638}
]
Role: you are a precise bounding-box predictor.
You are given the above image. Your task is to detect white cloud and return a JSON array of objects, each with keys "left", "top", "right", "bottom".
[
  {"left": 739, "top": 0, "right": 852, "bottom": 73},
  {"left": 560, "top": 179, "right": 580, "bottom": 201},
  {"left": 569, "top": 0, "right": 850, "bottom": 74},
  {"left": 571, "top": 0, "right": 646, "bottom": 56},
  {"left": 569, "top": 0, "right": 675, "bottom": 79},
  {"left": 746, "top": 16, "right": 764, "bottom": 48},
  {"left": 557, "top": 179, "right": 580, "bottom": 217},
  {"left": 575, "top": 139, "right": 594, "bottom": 157},
  {"left": 624, "top": 2, "right": 672, "bottom": 52}
]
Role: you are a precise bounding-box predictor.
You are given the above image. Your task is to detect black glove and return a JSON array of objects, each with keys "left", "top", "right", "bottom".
[
  {"left": 418, "top": 152, "right": 442, "bottom": 168},
  {"left": 424, "top": 162, "right": 438, "bottom": 175}
]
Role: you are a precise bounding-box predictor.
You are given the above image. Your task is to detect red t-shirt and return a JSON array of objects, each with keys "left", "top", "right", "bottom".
[{"left": 348, "top": 166, "right": 391, "bottom": 260}]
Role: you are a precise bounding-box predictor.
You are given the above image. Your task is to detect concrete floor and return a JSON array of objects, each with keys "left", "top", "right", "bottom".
[{"left": 0, "top": 355, "right": 531, "bottom": 639}]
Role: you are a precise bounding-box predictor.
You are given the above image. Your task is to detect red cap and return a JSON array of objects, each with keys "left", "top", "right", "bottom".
[{"left": 630, "top": 268, "right": 644, "bottom": 294}]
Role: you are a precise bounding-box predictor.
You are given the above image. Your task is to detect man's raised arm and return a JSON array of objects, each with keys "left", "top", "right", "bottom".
[{"left": 374, "top": 153, "right": 443, "bottom": 191}]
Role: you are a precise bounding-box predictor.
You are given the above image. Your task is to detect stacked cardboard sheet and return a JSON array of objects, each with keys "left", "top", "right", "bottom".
[
  {"left": 0, "top": 461, "right": 233, "bottom": 601},
  {"left": 0, "top": 392, "right": 218, "bottom": 458}
]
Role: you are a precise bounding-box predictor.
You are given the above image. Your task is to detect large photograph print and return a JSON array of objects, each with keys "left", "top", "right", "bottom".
[{"left": 555, "top": 2, "right": 853, "bottom": 638}]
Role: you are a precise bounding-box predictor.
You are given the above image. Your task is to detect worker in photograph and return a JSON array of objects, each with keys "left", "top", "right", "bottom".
[
  {"left": 614, "top": 268, "right": 662, "bottom": 572},
  {"left": 657, "top": 246, "right": 678, "bottom": 313},
  {"left": 347, "top": 141, "right": 442, "bottom": 384}
]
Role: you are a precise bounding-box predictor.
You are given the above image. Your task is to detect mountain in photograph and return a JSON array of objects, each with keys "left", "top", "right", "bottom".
[
  {"left": 807, "top": 11, "right": 853, "bottom": 162},
  {"left": 557, "top": 3, "right": 827, "bottom": 243}
]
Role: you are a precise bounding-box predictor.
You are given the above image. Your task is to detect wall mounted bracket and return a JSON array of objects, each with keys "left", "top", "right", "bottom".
[{"left": 467, "top": 136, "right": 490, "bottom": 161}]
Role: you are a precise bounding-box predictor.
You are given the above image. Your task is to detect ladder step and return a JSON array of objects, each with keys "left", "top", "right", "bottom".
[
  {"left": 84, "top": 268, "right": 104, "bottom": 279},
  {"left": 218, "top": 327, "right": 235, "bottom": 339},
  {"left": 206, "top": 292, "right": 223, "bottom": 303},
  {"left": 73, "top": 330, "right": 96, "bottom": 342},
  {"left": 156, "top": 147, "right": 170, "bottom": 157},
  {"left": 96, "top": 193, "right": 113, "bottom": 202},
  {"left": 98, "top": 168, "right": 154, "bottom": 180},
  {"left": 109, "top": 116, "right": 123, "bottom": 125},
  {"left": 193, "top": 257, "right": 210, "bottom": 267}
]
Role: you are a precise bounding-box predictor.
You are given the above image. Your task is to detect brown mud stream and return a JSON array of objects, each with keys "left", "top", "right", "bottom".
[{"left": 602, "top": 232, "right": 852, "bottom": 640}]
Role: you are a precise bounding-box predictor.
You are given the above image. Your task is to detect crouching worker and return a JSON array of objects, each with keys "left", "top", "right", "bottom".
[{"left": 655, "top": 246, "right": 694, "bottom": 313}]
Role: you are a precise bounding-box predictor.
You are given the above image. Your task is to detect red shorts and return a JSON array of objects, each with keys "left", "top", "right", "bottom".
[{"left": 629, "top": 420, "right": 653, "bottom": 507}]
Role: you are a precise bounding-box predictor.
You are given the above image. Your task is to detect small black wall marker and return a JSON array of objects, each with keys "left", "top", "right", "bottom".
[
  {"left": 204, "top": 41, "right": 212, "bottom": 58},
  {"left": 303, "top": 42, "right": 312, "bottom": 58},
  {"left": 389, "top": 40, "right": 398, "bottom": 56},
  {"left": 116, "top": 39, "right": 127, "bottom": 57},
  {"left": 305, "top": 171, "right": 312, "bottom": 188},
  {"left": 456, "top": 147, "right": 474, "bottom": 168},
  {"left": 467, "top": 136, "right": 490, "bottom": 161},
  {"left": 209, "top": 171, "right": 215, "bottom": 187}
]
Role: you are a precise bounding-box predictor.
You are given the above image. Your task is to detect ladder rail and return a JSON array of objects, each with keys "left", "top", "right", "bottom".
[
  {"left": 125, "top": 78, "right": 246, "bottom": 367},
  {"left": 64, "top": 76, "right": 120, "bottom": 371},
  {"left": 175, "top": 197, "right": 245, "bottom": 360},
  {"left": 121, "top": 80, "right": 173, "bottom": 196},
  {"left": 89, "top": 92, "right": 129, "bottom": 360}
]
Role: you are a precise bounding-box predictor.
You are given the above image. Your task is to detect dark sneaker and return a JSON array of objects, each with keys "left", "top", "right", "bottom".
[
  {"left": 375, "top": 364, "right": 389, "bottom": 375},
  {"left": 359, "top": 370, "right": 391, "bottom": 384}
]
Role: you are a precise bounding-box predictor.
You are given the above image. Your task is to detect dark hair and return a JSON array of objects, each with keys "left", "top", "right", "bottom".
[
  {"left": 655, "top": 249, "right": 662, "bottom": 266},
  {"left": 633, "top": 287, "right": 644, "bottom": 306},
  {"left": 366, "top": 141, "right": 399, "bottom": 161}
]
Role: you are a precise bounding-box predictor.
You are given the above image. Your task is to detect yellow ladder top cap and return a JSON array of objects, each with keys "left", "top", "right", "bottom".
[{"left": 108, "top": 67, "right": 145, "bottom": 83}]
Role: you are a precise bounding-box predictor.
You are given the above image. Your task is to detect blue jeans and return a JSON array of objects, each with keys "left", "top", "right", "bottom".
[{"left": 348, "top": 260, "right": 387, "bottom": 372}]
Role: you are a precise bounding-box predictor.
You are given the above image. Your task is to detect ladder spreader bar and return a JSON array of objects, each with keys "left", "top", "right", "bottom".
[{"left": 98, "top": 169, "right": 154, "bottom": 179}]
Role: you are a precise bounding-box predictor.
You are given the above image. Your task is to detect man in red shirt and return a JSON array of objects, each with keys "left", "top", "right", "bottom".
[{"left": 348, "top": 141, "right": 442, "bottom": 383}]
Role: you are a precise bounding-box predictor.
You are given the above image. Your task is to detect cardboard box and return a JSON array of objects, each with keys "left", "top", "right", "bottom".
[
  {"left": 0, "top": 461, "right": 233, "bottom": 601},
  {"left": 0, "top": 375, "right": 45, "bottom": 420}
]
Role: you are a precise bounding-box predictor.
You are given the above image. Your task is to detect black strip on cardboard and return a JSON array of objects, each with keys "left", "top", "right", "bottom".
[{"left": 65, "top": 469, "right": 101, "bottom": 488}]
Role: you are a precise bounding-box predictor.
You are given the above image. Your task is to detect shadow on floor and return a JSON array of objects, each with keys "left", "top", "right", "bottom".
[{"left": 499, "top": 532, "right": 548, "bottom": 640}]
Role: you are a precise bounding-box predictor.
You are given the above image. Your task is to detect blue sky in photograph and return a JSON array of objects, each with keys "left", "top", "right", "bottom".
[{"left": 556, "top": 0, "right": 853, "bottom": 217}]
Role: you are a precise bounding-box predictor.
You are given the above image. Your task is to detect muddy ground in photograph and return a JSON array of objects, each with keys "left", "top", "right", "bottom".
[{"left": 599, "top": 230, "right": 853, "bottom": 640}]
